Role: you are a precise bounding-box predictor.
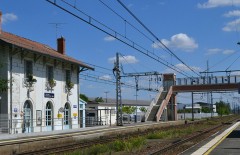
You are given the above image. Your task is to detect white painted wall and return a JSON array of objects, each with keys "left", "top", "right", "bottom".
[{"left": 2, "top": 46, "right": 80, "bottom": 133}]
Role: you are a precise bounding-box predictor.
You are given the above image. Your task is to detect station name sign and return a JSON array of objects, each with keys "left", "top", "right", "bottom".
[{"left": 44, "top": 93, "right": 54, "bottom": 98}]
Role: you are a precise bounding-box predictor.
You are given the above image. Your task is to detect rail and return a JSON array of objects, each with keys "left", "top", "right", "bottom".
[{"left": 145, "top": 87, "right": 163, "bottom": 121}]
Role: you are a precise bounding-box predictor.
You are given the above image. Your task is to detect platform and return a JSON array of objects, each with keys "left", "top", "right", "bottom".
[{"left": 181, "top": 121, "right": 240, "bottom": 155}]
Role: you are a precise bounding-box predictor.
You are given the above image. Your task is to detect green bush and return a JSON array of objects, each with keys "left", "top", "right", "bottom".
[{"left": 111, "top": 140, "right": 125, "bottom": 152}]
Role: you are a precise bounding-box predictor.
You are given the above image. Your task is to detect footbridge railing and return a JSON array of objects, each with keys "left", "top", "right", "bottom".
[
  {"left": 156, "top": 86, "right": 173, "bottom": 121},
  {"left": 145, "top": 87, "right": 163, "bottom": 121},
  {"left": 176, "top": 75, "right": 240, "bottom": 86}
]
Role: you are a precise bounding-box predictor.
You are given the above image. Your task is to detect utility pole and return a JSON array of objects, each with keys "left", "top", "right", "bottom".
[
  {"left": 192, "top": 92, "right": 194, "bottom": 121},
  {"left": 134, "top": 76, "right": 138, "bottom": 123},
  {"left": 191, "top": 78, "right": 194, "bottom": 121},
  {"left": 113, "top": 53, "right": 123, "bottom": 126},
  {"left": 104, "top": 91, "right": 109, "bottom": 103},
  {"left": 211, "top": 92, "right": 213, "bottom": 118}
]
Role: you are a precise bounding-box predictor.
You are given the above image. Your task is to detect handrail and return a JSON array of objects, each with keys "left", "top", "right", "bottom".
[
  {"left": 155, "top": 86, "right": 173, "bottom": 121},
  {"left": 145, "top": 87, "right": 163, "bottom": 121}
]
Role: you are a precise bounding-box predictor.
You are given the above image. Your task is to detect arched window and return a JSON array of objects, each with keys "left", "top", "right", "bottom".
[
  {"left": 64, "top": 103, "right": 70, "bottom": 125},
  {"left": 46, "top": 102, "right": 53, "bottom": 129},
  {"left": 23, "top": 100, "right": 32, "bottom": 133}
]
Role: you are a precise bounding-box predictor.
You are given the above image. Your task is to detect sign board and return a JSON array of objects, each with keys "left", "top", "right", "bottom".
[
  {"left": 57, "top": 113, "right": 62, "bottom": 118},
  {"left": 73, "top": 105, "right": 77, "bottom": 108},
  {"left": 44, "top": 93, "right": 54, "bottom": 98}
]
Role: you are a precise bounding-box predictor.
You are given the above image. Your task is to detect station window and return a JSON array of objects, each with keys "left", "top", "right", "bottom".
[
  {"left": 47, "top": 66, "right": 54, "bottom": 81},
  {"left": 79, "top": 104, "right": 83, "bottom": 109},
  {"left": 25, "top": 60, "right": 33, "bottom": 77},
  {"left": 64, "top": 103, "right": 70, "bottom": 125},
  {"left": 66, "top": 70, "right": 71, "bottom": 82}
]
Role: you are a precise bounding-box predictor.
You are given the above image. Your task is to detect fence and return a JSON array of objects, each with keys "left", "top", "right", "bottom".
[
  {"left": 178, "top": 113, "right": 218, "bottom": 120},
  {"left": 0, "top": 116, "right": 110, "bottom": 134}
]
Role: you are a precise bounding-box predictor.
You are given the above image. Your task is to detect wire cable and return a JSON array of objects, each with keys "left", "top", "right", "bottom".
[
  {"left": 46, "top": 0, "right": 191, "bottom": 77},
  {"left": 116, "top": 0, "right": 201, "bottom": 77}
]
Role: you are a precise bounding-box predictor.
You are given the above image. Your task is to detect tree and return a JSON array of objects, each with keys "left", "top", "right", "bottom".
[
  {"left": 122, "top": 106, "right": 137, "bottom": 123},
  {"left": 201, "top": 107, "right": 211, "bottom": 113},
  {"left": 80, "top": 94, "right": 89, "bottom": 102},
  {"left": 215, "top": 101, "right": 231, "bottom": 116},
  {"left": 139, "top": 107, "right": 147, "bottom": 113},
  {"left": 94, "top": 97, "right": 104, "bottom": 102}
]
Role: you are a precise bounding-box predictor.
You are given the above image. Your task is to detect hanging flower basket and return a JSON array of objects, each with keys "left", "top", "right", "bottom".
[
  {"left": 24, "top": 74, "right": 37, "bottom": 88},
  {"left": 48, "top": 79, "right": 56, "bottom": 88},
  {"left": 66, "top": 81, "right": 74, "bottom": 92},
  {"left": 26, "top": 74, "right": 37, "bottom": 83}
]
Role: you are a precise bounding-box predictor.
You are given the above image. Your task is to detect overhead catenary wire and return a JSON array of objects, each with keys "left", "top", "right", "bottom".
[
  {"left": 98, "top": 0, "right": 192, "bottom": 77},
  {"left": 116, "top": 0, "right": 201, "bottom": 77},
  {"left": 46, "top": 0, "right": 191, "bottom": 77},
  {"left": 225, "top": 53, "right": 240, "bottom": 71},
  {"left": 202, "top": 51, "right": 240, "bottom": 72},
  {"left": 80, "top": 73, "right": 158, "bottom": 92}
]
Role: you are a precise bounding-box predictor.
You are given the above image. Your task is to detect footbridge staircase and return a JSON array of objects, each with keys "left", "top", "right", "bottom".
[{"left": 145, "top": 74, "right": 177, "bottom": 122}]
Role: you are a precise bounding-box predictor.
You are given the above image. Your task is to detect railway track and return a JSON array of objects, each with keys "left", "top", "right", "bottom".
[
  {"left": 1, "top": 115, "right": 238, "bottom": 155},
  {"left": 148, "top": 117, "right": 239, "bottom": 155}
]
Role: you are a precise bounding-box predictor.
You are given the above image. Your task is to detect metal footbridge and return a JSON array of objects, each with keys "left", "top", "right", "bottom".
[{"left": 145, "top": 74, "right": 240, "bottom": 122}]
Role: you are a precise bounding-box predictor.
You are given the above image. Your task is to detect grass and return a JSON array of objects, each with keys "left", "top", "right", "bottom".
[
  {"left": 65, "top": 115, "right": 238, "bottom": 155},
  {"left": 64, "top": 136, "right": 146, "bottom": 155}
]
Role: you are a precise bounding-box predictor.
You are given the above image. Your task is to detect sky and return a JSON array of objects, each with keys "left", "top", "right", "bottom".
[{"left": 1, "top": 0, "right": 240, "bottom": 105}]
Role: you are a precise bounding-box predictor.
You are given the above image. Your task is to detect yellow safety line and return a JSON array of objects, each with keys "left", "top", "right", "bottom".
[{"left": 204, "top": 123, "right": 239, "bottom": 155}]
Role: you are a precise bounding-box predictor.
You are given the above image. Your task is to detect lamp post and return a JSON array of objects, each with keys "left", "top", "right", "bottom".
[{"left": 191, "top": 78, "right": 195, "bottom": 121}]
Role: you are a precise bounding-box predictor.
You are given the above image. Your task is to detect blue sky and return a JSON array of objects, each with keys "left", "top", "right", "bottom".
[{"left": 1, "top": 0, "right": 240, "bottom": 104}]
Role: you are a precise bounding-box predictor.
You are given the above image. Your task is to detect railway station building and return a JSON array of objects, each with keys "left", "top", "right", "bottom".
[{"left": 0, "top": 14, "right": 93, "bottom": 133}]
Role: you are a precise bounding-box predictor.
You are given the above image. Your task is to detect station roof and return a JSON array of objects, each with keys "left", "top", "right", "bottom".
[{"left": 0, "top": 31, "right": 94, "bottom": 70}]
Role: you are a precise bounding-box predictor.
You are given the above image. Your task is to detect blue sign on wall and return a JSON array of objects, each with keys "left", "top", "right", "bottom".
[
  {"left": 44, "top": 93, "right": 54, "bottom": 98},
  {"left": 73, "top": 105, "right": 77, "bottom": 108}
]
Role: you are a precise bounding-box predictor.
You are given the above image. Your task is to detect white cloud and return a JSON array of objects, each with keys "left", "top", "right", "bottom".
[
  {"left": 205, "top": 48, "right": 221, "bottom": 55},
  {"left": 175, "top": 63, "right": 201, "bottom": 72},
  {"left": 108, "top": 55, "right": 139, "bottom": 64},
  {"left": 222, "top": 18, "right": 240, "bottom": 32},
  {"left": 103, "top": 36, "right": 116, "bottom": 42},
  {"left": 198, "top": 0, "right": 240, "bottom": 9},
  {"left": 165, "top": 63, "right": 201, "bottom": 73},
  {"left": 2, "top": 13, "right": 18, "bottom": 24},
  {"left": 99, "top": 75, "right": 112, "bottom": 80},
  {"left": 152, "top": 33, "right": 198, "bottom": 52},
  {"left": 205, "top": 48, "right": 235, "bottom": 55},
  {"left": 223, "top": 49, "right": 235, "bottom": 55},
  {"left": 224, "top": 10, "right": 240, "bottom": 17}
]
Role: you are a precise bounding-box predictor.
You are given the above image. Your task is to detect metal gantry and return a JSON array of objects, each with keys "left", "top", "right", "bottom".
[{"left": 113, "top": 53, "right": 162, "bottom": 126}]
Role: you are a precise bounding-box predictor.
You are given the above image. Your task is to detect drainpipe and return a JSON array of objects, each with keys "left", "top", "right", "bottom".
[
  {"left": 77, "top": 69, "right": 80, "bottom": 127},
  {"left": 9, "top": 45, "right": 13, "bottom": 133}
]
